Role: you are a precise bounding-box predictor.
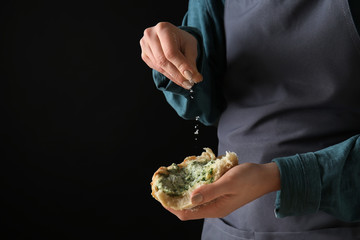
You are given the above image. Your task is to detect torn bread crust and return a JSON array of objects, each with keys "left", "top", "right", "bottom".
[{"left": 151, "top": 148, "right": 238, "bottom": 210}]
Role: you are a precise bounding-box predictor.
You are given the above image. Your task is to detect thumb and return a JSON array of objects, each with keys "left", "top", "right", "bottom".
[
  {"left": 182, "top": 45, "right": 203, "bottom": 84},
  {"left": 190, "top": 181, "right": 228, "bottom": 206},
  {"left": 182, "top": 64, "right": 203, "bottom": 85}
]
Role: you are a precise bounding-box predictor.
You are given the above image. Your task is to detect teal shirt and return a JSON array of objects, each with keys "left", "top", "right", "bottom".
[{"left": 152, "top": 0, "right": 360, "bottom": 222}]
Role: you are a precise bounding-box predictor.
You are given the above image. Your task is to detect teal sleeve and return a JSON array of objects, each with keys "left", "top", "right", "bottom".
[
  {"left": 153, "top": 0, "right": 226, "bottom": 126},
  {"left": 272, "top": 135, "right": 360, "bottom": 222}
]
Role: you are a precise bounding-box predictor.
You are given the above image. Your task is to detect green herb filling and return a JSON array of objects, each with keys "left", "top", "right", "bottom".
[{"left": 156, "top": 160, "right": 216, "bottom": 197}]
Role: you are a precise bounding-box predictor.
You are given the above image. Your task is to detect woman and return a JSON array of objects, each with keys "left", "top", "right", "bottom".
[{"left": 140, "top": 0, "right": 360, "bottom": 239}]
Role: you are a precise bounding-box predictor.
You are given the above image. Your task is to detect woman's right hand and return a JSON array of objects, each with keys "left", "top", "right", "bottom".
[{"left": 140, "top": 22, "right": 203, "bottom": 89}]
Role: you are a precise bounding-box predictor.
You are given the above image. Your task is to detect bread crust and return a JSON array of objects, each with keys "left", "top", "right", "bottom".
[{"left": 151, "top": 148, "right": 238, "bottom": 210}]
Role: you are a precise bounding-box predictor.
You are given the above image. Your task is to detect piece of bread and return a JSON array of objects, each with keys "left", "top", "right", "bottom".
[{"left": 151, "top": 148, "right": 238, "bottom": 210}]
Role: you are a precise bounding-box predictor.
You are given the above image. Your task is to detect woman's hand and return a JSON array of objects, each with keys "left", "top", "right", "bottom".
[
  {"left": 140, "top": 22, "right": 203, "bottom": 89},
  {"left": 166, "top": 162, "right": 281, "bottom": 221}
]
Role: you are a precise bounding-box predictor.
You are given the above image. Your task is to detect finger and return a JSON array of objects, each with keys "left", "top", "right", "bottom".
[
  {"left": 142, "top": 50, "right": 191, "bottom": 89},
  {"left": 182, "top": 44, "right": 203, "bottom": 83},
  {"left": 142, "top": 28, "right": 175, "bottom": 77},
  {"left": 141, "top": 37, "right": 191, "bottom": 89},
  {"left": 165, "top": 196, "right": 233, "bottom": 221},
  {"left": 150, "top": 39, "right": 191, "bottom": 88},
  {"left": 141, "top": 52, "right": 156, "bottom": 70},
  {"left": 155, "top": 23, "right": 202, "bottom": 83},
  {"left": 140, "top": 38, "right": 156, "bottom": 69},
  {"left": 144, "top": 33, "right": 193, "bottom": 89},
  {"left": 190, "top": 179, "right": 230, "bottom": 207}
]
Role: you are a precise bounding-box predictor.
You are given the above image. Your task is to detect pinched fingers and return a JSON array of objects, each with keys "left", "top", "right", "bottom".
[
  {"left": 141, "top": 28, "right": 189, "bottom": 88},
  {"left": 155, "top": 23, "right": 202, "bottom": 83},
  {"left": 140, "top": 38, "right": 177, "bottom": 83},
  {"left": 140, "top": 22, "right": 202, "bottom": 89}
]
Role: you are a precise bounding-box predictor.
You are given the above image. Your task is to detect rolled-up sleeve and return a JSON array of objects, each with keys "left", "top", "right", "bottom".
[{"left": 273, "top": 135, "right": 360, "bottom": 222}]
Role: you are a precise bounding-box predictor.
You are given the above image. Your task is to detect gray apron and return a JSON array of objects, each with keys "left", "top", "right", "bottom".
[{"left": 202, "top": 0, "right": 360, "bottom": 239}]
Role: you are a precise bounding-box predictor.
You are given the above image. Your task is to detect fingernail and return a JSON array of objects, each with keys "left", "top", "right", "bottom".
[
  {"left": 191, "top": 193, "right": 203, "bottom": 205},
  {"left": 182, "top": 80, "right": 194, "bottom": 90},
  {"left": 183, "top": 70, "right": 193, "bottom": 81}
]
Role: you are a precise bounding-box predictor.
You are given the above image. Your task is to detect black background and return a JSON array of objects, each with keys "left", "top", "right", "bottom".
[{"left": 1, "top": 1, "right": 218, "bottom": 239}]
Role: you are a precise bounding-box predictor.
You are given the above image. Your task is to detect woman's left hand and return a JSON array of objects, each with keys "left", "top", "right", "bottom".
[{"left": 165, "top": 162, "right": 281, "bottom": 221}]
